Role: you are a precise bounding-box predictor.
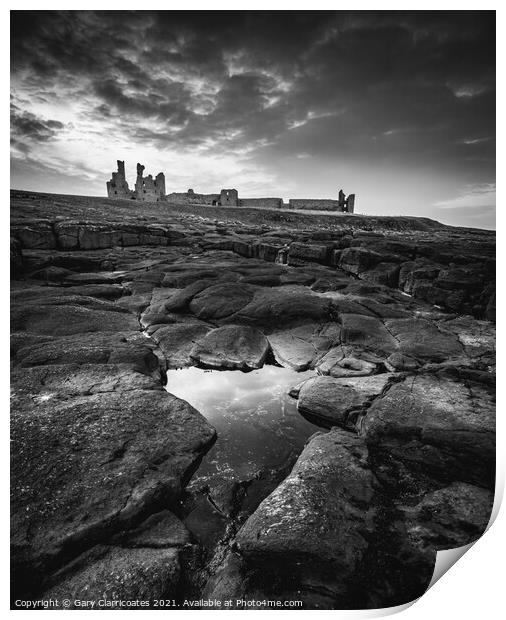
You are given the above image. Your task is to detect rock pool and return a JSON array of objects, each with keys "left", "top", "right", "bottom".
[{"left": 164, "top": 365, "right": 318, "bottom": 489}]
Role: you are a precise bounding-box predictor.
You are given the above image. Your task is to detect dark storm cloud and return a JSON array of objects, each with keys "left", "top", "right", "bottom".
[
  {"left": 10, "top": 104, "right": 65, "bottom": 154},
  {"left": 11, "top": 10, "right": 495, "bottom": 225},
  {"left": 11, "top": 11, "right": 495, "bottom": 154}
]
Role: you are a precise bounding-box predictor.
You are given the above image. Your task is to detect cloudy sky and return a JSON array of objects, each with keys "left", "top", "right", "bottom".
[{"left": 11, "top": 10, "right": 495, "bottom": 228}]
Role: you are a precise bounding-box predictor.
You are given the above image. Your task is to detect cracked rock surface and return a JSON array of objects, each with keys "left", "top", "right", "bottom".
[{"left": 10, "top": 191, "right": 495, "bottom": 608}]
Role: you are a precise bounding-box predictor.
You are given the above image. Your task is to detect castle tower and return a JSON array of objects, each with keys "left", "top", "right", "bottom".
[
  {"left": 106, "top": 160, "right": 131, "bottom": 198},
  {"left": 220, "top": 188, "right": 239, "bottom": 206},
  {"left": 155, "top": 172, "right": 166, "bottom": 199}
]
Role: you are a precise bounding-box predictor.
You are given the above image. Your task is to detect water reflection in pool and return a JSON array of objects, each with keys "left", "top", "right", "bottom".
[{"left": 164, "top": 365, "right": 319, "bottom": 489}]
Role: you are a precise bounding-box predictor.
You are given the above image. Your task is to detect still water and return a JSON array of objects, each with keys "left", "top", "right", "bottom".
[{"left": 164, "top": 365, "right": 319, "bottom": 489}]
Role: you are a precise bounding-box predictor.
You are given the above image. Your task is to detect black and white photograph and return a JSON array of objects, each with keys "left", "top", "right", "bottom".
[{"left": 8, "top": 6, "right": 498, "bottom": 614}]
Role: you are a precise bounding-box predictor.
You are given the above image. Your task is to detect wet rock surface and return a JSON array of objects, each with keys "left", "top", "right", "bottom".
[
  {"left": 232, "top": 430, "right": 379, "bottom": 608},
  {"left": 44, "top": 546, "right": 181, "bottom": 608},
  {"left": 190, "top": 325, "right": 269, "bottom": 370},
  {"left": 10, "top": 190, "right": 495, "bottom": 608},
  {"left": 297, "top": 373, "right": 395, "bottom": 429}
]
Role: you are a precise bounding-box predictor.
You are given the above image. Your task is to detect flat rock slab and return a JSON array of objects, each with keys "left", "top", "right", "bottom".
[
  {"left": 340, "top": 313, "right": 398, "bottom": 356},
  {"left": 115, "top": 292, "right": 152, "bottom": 315},
  {"left": 190, "top": 325, "right": 269, "bottom": 371},
  {"left": 44, "top": 545, "right": 180, "bottom": 607},
  {"left": 64, "top": 271, "right": 127, "bottom": 285},
  {"left": 11, "top": 363, "right": 162, "bottom": 398},
  {"left": 162, "top": 269, "right": 220, "bottom": 288},
  {"left": 384, "top": 482, "right": 495, "bottom": 602},
  {"left": 267, "top": 322, "right": 340, "bottom": 371},
  {"left": 316, "top": 346, "right": 382, "bottom": 377},
  {"left": 163, "top": 280, "right": 216, "bottom": 312},
  {"left": 139, "top": 287, "right": 179, "bottom": 326},
  {"left": 385, "top": 318, "right": 463, "bottom": 363},
  {"left": 58, "top": 283, "right": 126, "bottom": 299},
  {"left": 440, "top": 316, "right": 495, "bottom": 359},
  {"left": 228, "top": 287, "right": 331, "bottom": 327},
  {"left": 116, "top": 510, "right": 191, "bottom": 548},
  {"left": 297, "top": 374, "right": 394, "bottom": 428},
  {"left": 12, "top": 303, "right": 138, "bottom": 336},
  {"left": 399, "top": 482, "right": 493, "bottom": 551},
  {"left": 236, "top": 429, "right": 378, "bottom": 604},
  {"left": 11, "top": 286, "right": 127, "bottom": 307},
  {"left": 362, "top": 373, "right": 495, "bottom": 487},
  {"left": 151, "top": 323, "right": 212, "bottom": 368},
  {"left": 189, "top": 283, "right": 256, "bottom": 319},
  {"left": 11, "top": 389, "right": 216, "bottom": 579},
  {"left": 13, "top": 331, "right": 159, "bottom": 377}
]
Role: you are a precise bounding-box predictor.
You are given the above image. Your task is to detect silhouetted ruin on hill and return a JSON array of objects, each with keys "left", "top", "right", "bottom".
[{"left": 106, "top": 160, "right": 355, "bottom": 212}]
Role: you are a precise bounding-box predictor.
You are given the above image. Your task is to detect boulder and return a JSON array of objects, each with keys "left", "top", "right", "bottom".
[
  {"left": 340, "top": 313, "right": 398, "bottom": 356},
  {"left": 360, "top": 262, "right": 401, "bottom": 288},
  {"left": 439, "top": 316, "right": 495, "bottom": 359},
  {"left": 384, "top": 318, "right": 463, "bottom": 363},
  {"left": 13, "top": 331, "right": 159, "bottom": 375},
  {"left": 287, "top": 242, "right": 332, "bottom": 264},
  {"left": 151, "top": 323, "right": 212, "bottom": 368},
  {"left": 228, "top": 287, "right": 331, "bottom": 327},
  {"left": 11, "top": 389, "right": 216, "bottom": 583},
  {"left": 398, "top": 262, "right": 441, "bottom": 295},
  {"left": 139, "top": 288, "right": 179, "bottom": 326},
  {"left": 190, "top": 283, "right": 256, "bottom": 320},
  {"left": 316, "top": 347, "right": 379, "bottom": 377},
  {"left": 297, "top": 374, "right": 393, "bottom": 429},
  {"left": 12, "top": 222, "right": 57, "bottom": 249},
  {"left": 399, "top": 482, "right": 493, "bottom": 551},
  {"left": 362, "top": 373, "right": 495, "bottom": 487},
  {"left": 254, "top": 241, "right": 284, "bottom": 262},
  {"left": 379, "top": 482, "right": 495, "bottom": 604},
  {"left": 11, "top": 363, "right": 161, "bottom": 398},
  {"left": 115, "top": 293, "right": 152, "bottom": 315},
  {"left": 338, "top": 247, "right": 388, "bottom": 275},
  {"left": 235, "top": 429, "right": 379, "bottom": 607},
  {"left": 267, "top": 322, "right": 340, "bottom": 371},
  {"left": 163, "top": 280, "right": 215, "bottom": 312},
  {"left": 190, "top": 325, "right": 269, "bottom": 370},
  {"left": 31, "top": 265, "right": 75, "bottom": 282},
  {"left": 43, "top": 546, "right": 180, "bottom": 607},
  {"left": 11, "top": 303, "right": 138, "bottom": 336},
  {"left": 116, "top": 510, "right": 191, "bottom": 548}
]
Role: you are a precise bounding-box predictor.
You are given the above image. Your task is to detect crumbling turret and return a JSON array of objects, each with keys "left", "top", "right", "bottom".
[
  {"left": 220, "top": 188, "right": 239, "bottom": 206},
  {"left": 106, "top": 161, "right": 165, "bottom": 202},
  {"left": 106, "top": 160, "right": 131, "bottom": 199}
]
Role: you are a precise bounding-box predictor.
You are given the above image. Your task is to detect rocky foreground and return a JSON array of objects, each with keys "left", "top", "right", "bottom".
[{"left": 11, "top": 190, "right": 495, "bottom": 608}]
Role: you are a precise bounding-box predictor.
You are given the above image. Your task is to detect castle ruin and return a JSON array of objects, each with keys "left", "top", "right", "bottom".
[
  {"left": 106, "top": 161, "right": 355, "bottom": 212},
  {"left": 106, "top": 161, "right": 165, "bottom": 202}
]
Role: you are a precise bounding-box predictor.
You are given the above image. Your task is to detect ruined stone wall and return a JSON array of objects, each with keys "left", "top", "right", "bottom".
[
  {"left": 165, "top": 193, "right": 190, "bottom": 205},
  {"left": 239, "top": 197, "right": 283, "bottom": 209},
  {"left": 133, "top": 164, "right": 165, "bottom": 202},
  {"left": 106, "top": 161, "right": 355, "bottom": 211},
  {"left": 220, "top": 189, "right": 239, "bottom": 206},
  {"left": 165, "top": 190, "right": 220, "bottom": 205},
  {"left": 288, "top": 199, "right": 342, "bottom": 211},
  {"left": 155, "top": 173, "right": 166, "bottom": 198},
  {"left": 106, "top": 160, "right": 133, "bottom": 199},
  {"left": 107, "top": 161, "right": 165, "bottom": 202}
]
